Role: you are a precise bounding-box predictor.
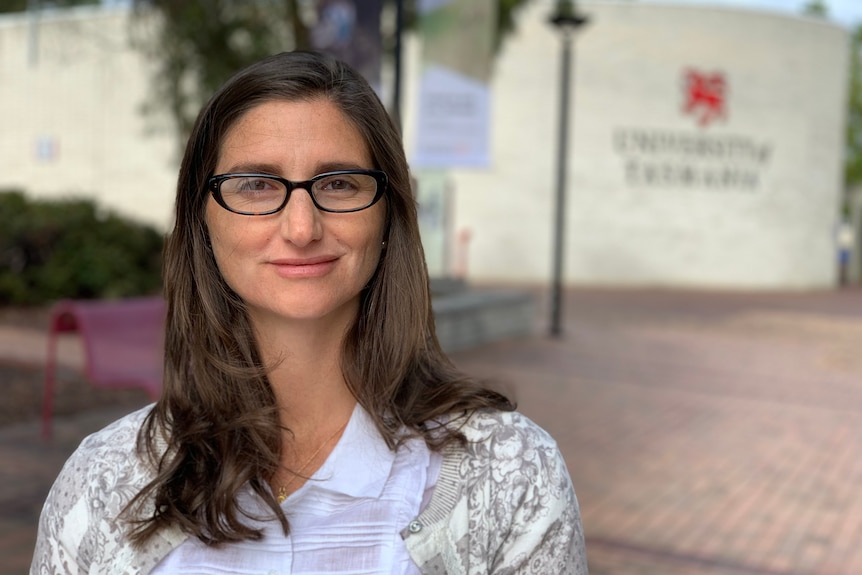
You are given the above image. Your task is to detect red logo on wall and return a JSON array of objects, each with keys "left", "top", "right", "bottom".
[{"left": 682, "top": 69, "right": 727, "bottom": 127}]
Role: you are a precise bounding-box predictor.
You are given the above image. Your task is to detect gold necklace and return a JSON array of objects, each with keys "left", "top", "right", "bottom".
[{"left": 277, "top": 420, "right": 349, "bottom": 503}]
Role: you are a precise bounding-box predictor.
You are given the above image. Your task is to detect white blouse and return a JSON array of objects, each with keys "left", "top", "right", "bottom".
[{"left": 151, "top": 405, "right": 442, "bottom": 575}]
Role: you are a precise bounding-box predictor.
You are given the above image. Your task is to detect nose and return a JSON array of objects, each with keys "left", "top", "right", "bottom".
[{"left": 279, "top": 187, "right": 323, "bottom": 247}]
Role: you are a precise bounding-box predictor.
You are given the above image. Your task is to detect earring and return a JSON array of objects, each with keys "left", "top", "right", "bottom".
[{"left": 381, "top": 240, "right": 387, "bottom": 248}]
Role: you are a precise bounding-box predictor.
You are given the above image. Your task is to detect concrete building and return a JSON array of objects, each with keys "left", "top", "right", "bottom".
[
  {"left": 0, "top": 1, "right": 852, "bottom": 289},
  {"left": 404, "top": 1, "right": 851, "bottom": 289},
  {"left": 0, "top": 6, "right": 176, "bottom": 229}
]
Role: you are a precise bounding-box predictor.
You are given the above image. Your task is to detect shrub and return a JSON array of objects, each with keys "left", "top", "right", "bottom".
[{"left": 0, "top": 190, "right": 163, "bottom": 305}]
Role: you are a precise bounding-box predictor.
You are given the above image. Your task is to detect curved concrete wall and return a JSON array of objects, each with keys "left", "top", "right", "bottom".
[{"left": 407, "top": 1, "right": 850, "bottom": 289}]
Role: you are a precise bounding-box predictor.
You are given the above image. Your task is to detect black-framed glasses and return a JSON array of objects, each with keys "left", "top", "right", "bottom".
[{"left": 208, "top": 169, "right": 388, "bottom": 215}]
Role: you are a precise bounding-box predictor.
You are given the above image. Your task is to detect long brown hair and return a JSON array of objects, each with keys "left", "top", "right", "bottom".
[{"left": 125, "top": 51, "right": 513, "bottom": 545}]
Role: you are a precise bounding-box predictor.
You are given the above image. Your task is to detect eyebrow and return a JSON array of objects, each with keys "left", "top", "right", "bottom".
[{"left": 219, "top": 161, "right": 372, "bottom": 177}]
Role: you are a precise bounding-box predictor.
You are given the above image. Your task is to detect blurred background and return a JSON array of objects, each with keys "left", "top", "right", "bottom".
[
  {"left": 0, "top": 0, "right": 858, "bottom": 300},
  {"left": 1, "top": 1, "right": 862, "bottom": 574}
]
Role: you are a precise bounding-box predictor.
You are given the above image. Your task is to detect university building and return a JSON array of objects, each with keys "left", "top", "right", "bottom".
[{"left": 0, "top": 1, "right": 852, "bottom": 289}]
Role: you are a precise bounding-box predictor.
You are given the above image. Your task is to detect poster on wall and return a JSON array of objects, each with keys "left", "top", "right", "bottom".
[
  {"left": 312, "top": 0, "right": 383, "bottom": 94},
  {"left": 412, "top": 0, "right": 495, "bottom": 168}
]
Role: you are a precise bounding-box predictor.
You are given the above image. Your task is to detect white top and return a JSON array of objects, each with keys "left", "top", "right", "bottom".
[{"left": 151, "top": 405, "right": 441, "bottom": 575}]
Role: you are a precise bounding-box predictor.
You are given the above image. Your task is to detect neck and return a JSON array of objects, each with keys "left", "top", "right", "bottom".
[{"left": 250, "top": 311, "right": 357, "bottom": 436}]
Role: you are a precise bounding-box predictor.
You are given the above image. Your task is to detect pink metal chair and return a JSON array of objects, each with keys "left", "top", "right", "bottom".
[{"left": 42, "top": 296, "right": 166, "bottom": 439}]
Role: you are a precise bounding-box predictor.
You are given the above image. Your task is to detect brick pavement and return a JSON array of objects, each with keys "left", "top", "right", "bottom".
[
  {"left": 454, "top": 287, "right": 862, "bottom": 575},
  {"left": 1, "top": 287, "right": 861, "bottom": 574}
]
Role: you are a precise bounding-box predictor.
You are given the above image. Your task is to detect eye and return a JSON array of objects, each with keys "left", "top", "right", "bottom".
[
  {"left": 318, "top": 176, "right": 360, "bottom": 192},
  {"left": 236, "top": 177, "right": 279, "bottom": 192}
]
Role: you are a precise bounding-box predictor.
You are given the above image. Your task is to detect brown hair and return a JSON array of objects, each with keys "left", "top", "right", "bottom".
[{"left": 125, "top": 51, "right": 513, "bottom": 545}]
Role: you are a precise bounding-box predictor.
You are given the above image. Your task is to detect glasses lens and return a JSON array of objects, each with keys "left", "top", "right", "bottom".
[
  {"left": 219, "top": 176, "right": 286, "bottom": 214},
  {"left": 312, "top": 173, "right": 378, "bottom": 212}
]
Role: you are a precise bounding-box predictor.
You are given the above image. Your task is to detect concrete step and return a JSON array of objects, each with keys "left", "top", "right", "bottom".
[{"left": 432, "top": 288, "right": 535, "bottom": 353}]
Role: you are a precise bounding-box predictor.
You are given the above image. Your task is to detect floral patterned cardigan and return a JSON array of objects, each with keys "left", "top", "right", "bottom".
[{"left": 31, "top": 406, "right": 588, "bottom": 574}]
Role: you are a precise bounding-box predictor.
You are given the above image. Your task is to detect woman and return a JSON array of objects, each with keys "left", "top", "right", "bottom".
[{"left": 31, "top": 51, "right": 587, "bottom": 574}]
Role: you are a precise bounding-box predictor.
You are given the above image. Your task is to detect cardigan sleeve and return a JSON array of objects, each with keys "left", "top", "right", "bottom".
[
  {"left": 30, "top": 406, "right": 170, "bottom": 575},
  {"left": 404, "top": 410, "right": 589, "bottom": 575},
  {"left": 31, "top": 444, "right": 92, "bottom": 575},
  {"left": 482, "top": 414, "right": 588, "bottom": 575},
  {"left": 493, "top": 440, "right": 588, "bottom": 574},
  {"left": 31, "top": 423, "right": 146, "bottom": 574}
]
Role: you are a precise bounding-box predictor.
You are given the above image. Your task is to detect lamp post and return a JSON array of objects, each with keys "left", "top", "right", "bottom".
[{"left": 548, "top": 0, "right": 588, "bottom": 338}]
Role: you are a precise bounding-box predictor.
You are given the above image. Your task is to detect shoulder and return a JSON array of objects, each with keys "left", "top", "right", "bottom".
[
  {"left": 67, "top": 405, "right": 158, "bottom": 485},
  {"left": 458, "top": 408, "right": 558, "bottom": 447},
  {"left": 423, "top": 410, "right": 586, "bottom": 573},
  {"left": 42, "top": 404, "right": 158, "bottom": 521},
  {"left": 451, "top": 409, "right": 570, "bottom": 493},
  {"left": 32, "top": 405, "right": 161, "bottom": 573},
  {"left": 461, "top": 410, "right": 569, "bottom": 485},
  {"left": 77, "top": 404, "right": 154, "bottom": 454}
]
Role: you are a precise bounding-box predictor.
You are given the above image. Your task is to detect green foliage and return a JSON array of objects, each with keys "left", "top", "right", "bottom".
[
  {"left": 496, "top": 0, "right": 533, "bottom": 53},
  {"left": 846, "top": 25, "right": 862, "bottom": 189},
  {"left": 0, "top": 0, "right": 98, "bottom": 14},
  {"left": 801, "top": 0, "right": 829, "bottom": 18},
  {"left": 130, "top": 0, "right": 295, "bottom": 140},
  {"left": 798, "top": 1, "right": 862, "bottom": 191},
  {"left": 131, "top": 0, "right": 534, "bottom": 144},
  {"left": 0, "top": 190, "right": 163, "bottom": 305}
]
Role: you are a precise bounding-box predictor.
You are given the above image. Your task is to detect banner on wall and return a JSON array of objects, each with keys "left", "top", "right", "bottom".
[
  {"left": 412, "top": 0, "right": 496, "bottom": 168},
  {"left": 312, "top": 0, "right": 383, "bottom": 93}
]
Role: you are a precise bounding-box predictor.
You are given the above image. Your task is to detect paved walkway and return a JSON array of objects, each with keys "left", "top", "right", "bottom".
[{"left": 2, "top": 287, "right": 862, "bottom": 574}]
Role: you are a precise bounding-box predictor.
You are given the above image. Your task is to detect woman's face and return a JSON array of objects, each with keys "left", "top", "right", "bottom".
[{"left": 205, "top": 98, "right": 386, "bottom": 330}]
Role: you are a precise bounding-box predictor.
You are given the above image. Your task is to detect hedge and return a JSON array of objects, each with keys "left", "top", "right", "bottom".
[{"left": 0, "top": 190, "right": 163, "bottom": 305}]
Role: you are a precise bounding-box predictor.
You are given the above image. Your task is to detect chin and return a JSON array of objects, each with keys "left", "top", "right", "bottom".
[{"left": 253, "top": 297, "right": 360, "bottom": 325}]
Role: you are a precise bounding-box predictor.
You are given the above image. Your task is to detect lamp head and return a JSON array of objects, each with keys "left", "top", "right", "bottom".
[{"left": 549, "top": 0, "right": 588, "bottom": 30}]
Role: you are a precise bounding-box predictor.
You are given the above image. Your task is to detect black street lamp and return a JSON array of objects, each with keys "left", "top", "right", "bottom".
[{"left": 548, "top": 0, "right": 588, "bottom": 338}]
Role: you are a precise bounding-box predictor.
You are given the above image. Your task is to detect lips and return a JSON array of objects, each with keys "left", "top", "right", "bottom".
[{"left": 269, "top": 255, "right": 338, "bottom": 278}]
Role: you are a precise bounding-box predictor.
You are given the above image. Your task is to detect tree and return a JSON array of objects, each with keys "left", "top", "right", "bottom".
[
  {"left": 801, "top": 0, "right": 829, "bottom": 18},
  {"left": 845, "top": 25, "right": 862, "bottom": 192},
  {"left": 130, "top": 0, "right": 533, "bottom": 145},
  {"left": 800, "top": 1, "right": 862, "bottom": 196},
  {"left": 0, "top": 0, "right": 97, "bottom": 12}
]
